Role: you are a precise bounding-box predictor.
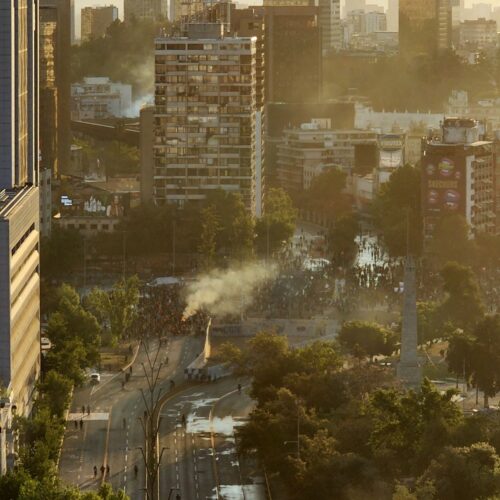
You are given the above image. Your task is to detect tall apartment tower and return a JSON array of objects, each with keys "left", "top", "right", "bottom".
[
  {"left": 387, "top": 0, "right": 399, "bottom": 32},
  {"left": 124, "top": 0, "right": 167, "bottom": 22},
  {"left": 319, "top": 0, "right": 342, "bottom": 53},
  {"left": 264, "top": 6, "right": 322, "bottom": 103},
  {"left": 399, "top": 0, "right": 452, "bottom": 55},
  {"left": 0, "top": 0, "right": 41, "bottom": 474},
  {"left": 154, "top": 24, "right": 259, "bottom": 213},
  {"left": 81, "top": 5, "right": 118, "bottom": 42}
]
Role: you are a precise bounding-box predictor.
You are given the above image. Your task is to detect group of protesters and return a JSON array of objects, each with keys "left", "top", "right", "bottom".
[{"left": 131, "top": 284, "right": 209, "bottom": 339}]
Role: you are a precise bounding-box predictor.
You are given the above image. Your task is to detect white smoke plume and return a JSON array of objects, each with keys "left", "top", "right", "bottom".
[{"left": 182, "top": 262, "right": 278, "bottom": 320}]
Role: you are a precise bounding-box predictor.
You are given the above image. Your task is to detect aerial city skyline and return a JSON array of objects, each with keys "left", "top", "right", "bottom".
[{"left": 1, "top": 0, "right": 500, "bottom": 499}]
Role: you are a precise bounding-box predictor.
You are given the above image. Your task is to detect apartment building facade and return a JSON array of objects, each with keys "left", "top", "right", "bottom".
[
  {"left": 154, "top": 24, "right": 259, "bottom": 213},
  {"left": 277, "top": 120, "right": 377, "bottom": 193}
]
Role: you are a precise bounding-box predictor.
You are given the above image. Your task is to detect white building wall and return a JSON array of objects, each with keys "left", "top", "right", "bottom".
[{"left": 355, "top": 103, "right": 444, "bottom": 133}]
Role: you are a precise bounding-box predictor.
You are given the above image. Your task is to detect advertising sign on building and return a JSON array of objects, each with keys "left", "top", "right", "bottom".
[{"left": 422, "top": 150, "right": 465, "bottom": 215}]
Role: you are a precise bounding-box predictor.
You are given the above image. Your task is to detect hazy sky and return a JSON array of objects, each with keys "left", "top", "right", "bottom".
[{"left": 73, "top": 0, "right": 500, "bottom": 39}]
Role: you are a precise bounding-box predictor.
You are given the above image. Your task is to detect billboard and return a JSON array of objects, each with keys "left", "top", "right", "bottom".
[
  {"left": 60, "top": 192, "right": 131, "bottom": 217},
  {"left": 422, "top": 149, "right": 466, "bottom": 216}
]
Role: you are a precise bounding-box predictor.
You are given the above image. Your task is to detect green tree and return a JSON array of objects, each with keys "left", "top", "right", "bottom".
[
  {"left": 429, "top": 214, "right": 477, "bottom": 266},
  {"left": 198, "top": 205, "right": 220, "bottom": 271},
  {"left": 289, "top": 429, "right": 378, "bottom": 500},
  {"left": 15, "top": 408, "right": 65, "bottom": 479},
  {"left": 71, "top": 18, "right": 163, "bottom": 96},
  {"left": 45, "top": 284, "right": 101, "bottom": 382},
  {"left": 417, "top": 443, "right": 500, "bottom": 500},
  {"left": 328, "top": 214, "right": 359, "bottom": 266},
  {"left": 438, "top": 262, "right": 484, "bottom": 330},
  {"left": 255, "top": 188, "right": 297, "bottom": 256},
  {"left": 204, "top": 191, "right": 254, "bottom": 259},
  {"left": 367, "top": 379, "right": 463, "bottom": 476},
  {"left": 41, "top": 227, "right": 84, "bottom": 280},
  {"left": 86, "top": 276, "right": 140, "bottom": 343},
  {"left": 338, "top": 321, "right": 397, "bottom": 361},
  {"left": 471, "top": 315, "right": 500, "bottom": 408},
  {"left": 101, "top": 141, "right": 139, "bottom": 176},
  {"left": 299, "top": 168, "right": 349, "bottom": 220},
  {"left": 372, "top": 165, "right": 422, "bottom": 257},
  {"left": 37, "top": 370, "right": 72, "bottom": 418},
  {"left": 446, "top": 329, "right": 474, "bottom": 387},
  {"left": 417, "top": 301, "right": 440, "bottom": 345}
]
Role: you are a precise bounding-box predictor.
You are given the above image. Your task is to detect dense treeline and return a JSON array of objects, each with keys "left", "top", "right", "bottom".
[
  {"left": 71, "top": 18, "right": 165, "bottom": 96},
  {"left": 323, "top": 51, "right": 500, "bottom": 111},
  {"left": 222, "top": 326, "right": 500, "bottom": 500}
]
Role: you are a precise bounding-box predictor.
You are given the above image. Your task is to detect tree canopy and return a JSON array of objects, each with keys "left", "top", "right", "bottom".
[{"left": 373, "top": 165, "right": 422, "bottom": 257}]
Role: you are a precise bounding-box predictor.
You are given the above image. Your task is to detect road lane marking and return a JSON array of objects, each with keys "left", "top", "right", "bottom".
[{"left": 100, "top": 408, "right": 113, "bottom": 486}]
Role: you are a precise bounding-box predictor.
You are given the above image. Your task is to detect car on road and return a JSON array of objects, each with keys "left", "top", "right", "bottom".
[
  {"left": 40, "top": 337, "right": 52, "bottom": 351},
  {"left": 90, "top": 373, "right": 101, "bottom": 384}
]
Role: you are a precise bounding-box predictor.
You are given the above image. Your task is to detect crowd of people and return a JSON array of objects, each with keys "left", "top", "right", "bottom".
[{"left": 132, "top": 284, "right": 209, "bottom": 339}]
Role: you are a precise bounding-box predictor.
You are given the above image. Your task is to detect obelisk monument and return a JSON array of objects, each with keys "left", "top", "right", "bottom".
[{"left": 397, "top": 256, "right": 422, "bottom": 387}]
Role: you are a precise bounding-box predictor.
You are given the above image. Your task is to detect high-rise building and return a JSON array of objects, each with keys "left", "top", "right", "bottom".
[
  {"left": 387, "top": 0, "right": 399, "bottom": 32},
  {"left": 81, "top": 5, "right": 118, "bottom": 42},
  {"left": 169, "top": 0, "right": 204, "bottom": 23},
  {"left": 40, "top": 0, "right": 72, "bottom": 177},
  {"left": 399, "top": 0, "right": 452, "bottom": 55},
  {"left": 0, "top": 0, "right": 41, "bottom": 474},
  {"left": 345, "top": 0, "right": 365, "bottom": 15},
  {"left": 124, "top": 0, "right": 167, "bottom": 22},
  {"left": 459, "top": 18, "right": 497, "bottom": 49},
  {"left": 422, "top": 118, "right": 496, "bottom": 240},
  {"left": 276, "top": 120, "right": 377, "bottom": 193},
  {"left": 264, "top": 6, "right": 322, "bottom": 103},
  {"left": 364, "top": 11, "right": 387, "bottom": 33},
  {"left": 319, "top": 0, "right": 342, "bottom": 53},
  {"left": 154, "top": 23, "right": 259, "bottom": 213}
]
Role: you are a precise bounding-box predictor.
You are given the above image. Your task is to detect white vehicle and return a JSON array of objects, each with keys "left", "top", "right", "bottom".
[
  {"left": 40, "top": 337, "right": 52, "bottom": 351},
  {"left": 90, "top": 373, "right": 101, "bottom": 384}
]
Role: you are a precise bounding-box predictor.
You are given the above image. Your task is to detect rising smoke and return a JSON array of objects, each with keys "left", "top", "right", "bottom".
[{"left": 182, "top": 262, "right": 278, "bottom": 320}]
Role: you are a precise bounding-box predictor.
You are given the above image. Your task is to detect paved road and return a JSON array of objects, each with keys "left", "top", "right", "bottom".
[
  {"left": 59, "top": 334, "right": 204, "bottom": 499},
  {"left": 158, "top": 378, "right": 266, "bottom": 500}
]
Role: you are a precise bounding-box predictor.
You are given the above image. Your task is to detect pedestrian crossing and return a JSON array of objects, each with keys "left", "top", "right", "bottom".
[{"left": 68, "top": 412, "right": 110, "bottom": 421}]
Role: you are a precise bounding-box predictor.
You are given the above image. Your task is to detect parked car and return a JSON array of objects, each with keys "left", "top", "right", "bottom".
[{"left": 40, "top": 337, "right": 52, "bottom": 351}]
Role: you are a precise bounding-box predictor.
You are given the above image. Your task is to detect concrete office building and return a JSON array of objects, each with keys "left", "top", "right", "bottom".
[
  {"left": 154, "top": 23, "right": 259, "bottom": 213},
  {"left": 364, "top": 11, "right": 387, "bottom": 32},
  {"left": 459, "top": 18, "right": 497, "bottom": 49},
  {"left": 124, "top": 0, "right": 167, "bottom": 22},
  {"left": 422, "top": 118, "right": 496, "bottom": 240},
  {"left": 276, "top": 120, "right": 377, "bottom": 193},
  {"left": 0, "top": 0, "right": 41, "bottom": 474},
  {"left": 345, "top": 0, "right": 366, "bottom": 15},
  {"left": 265, "top": 6, "right": 322, "bottom": 103},
  {"left": 39, "top": 12, "right": 58, "bottom": 178},
  {"left": 81, "top": 5, "right": 118, "bottom": 41},
  {"left": 319, "top": 0, "right": 342, "bottom": 53},
  {"left": 399, "top": 0, "right": 452, "bottom": 55},
  {"left": 387, "top": 0, "right": 399, "bottom": 32},
  {"left": 71, "top": 77, "right": 132, "bottom": 120},
  {"left": 40, "top": 0, "right": 72, "bottom": 177}
]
